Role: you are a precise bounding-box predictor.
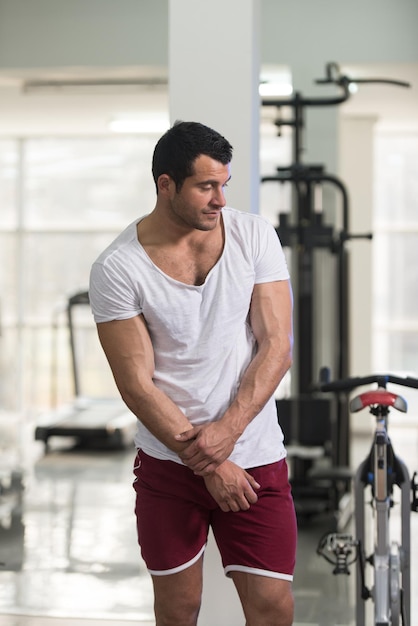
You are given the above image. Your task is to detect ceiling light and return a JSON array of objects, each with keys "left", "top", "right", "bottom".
[{"left": 259, "top": 83, "right": 293, "bottom": 97}]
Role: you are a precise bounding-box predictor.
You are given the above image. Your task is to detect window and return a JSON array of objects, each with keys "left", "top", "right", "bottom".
[
  {"left": 373, "top": 130, "right": 418, "bottom": 419},
  {"left": 0, "top": 130, "right": 290, "bottom": 413},
  {"left": 0, "top": 137, "right": 157, "bottom": 411}
]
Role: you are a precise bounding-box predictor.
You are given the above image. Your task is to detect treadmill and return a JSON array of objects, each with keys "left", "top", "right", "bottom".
[{"left": 35, "top": 291, "right": 137, "bottom": 451}]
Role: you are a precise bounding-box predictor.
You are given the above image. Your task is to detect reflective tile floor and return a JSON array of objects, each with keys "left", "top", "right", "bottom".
[{"left": 0, "top": 418, "right": 417, "bottom": 626}]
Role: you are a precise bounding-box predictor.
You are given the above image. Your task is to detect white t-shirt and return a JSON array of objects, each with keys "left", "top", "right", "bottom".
[{"left": 89, "top": 207, "right": 290, "bottom": 469}]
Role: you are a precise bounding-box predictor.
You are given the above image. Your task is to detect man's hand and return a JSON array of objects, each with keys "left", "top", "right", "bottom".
[
  {"left": 203, "top": 460, "right": 260, "bottom": 512},
  {"left": 175, "top": 421, "right": 238, "bottom": 475}
]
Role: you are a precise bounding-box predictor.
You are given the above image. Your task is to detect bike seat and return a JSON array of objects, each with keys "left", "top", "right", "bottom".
[{"left": 350, "top": 389, "right": 407, "bottom": 413}]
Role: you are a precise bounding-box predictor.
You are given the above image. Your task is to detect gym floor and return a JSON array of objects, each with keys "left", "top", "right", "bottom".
[{"left": 0, "top": 422, "right": 417, "bottom": 626}]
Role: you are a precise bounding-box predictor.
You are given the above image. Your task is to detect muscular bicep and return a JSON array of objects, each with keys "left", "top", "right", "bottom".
[
  {"left": 96, "top": 315, "right": 155, "bottom": 395},
  {"left": 97, "top": 315, "right": 193, "bottom": 449},
  {"left": 250, "top": 280, "right": 293, "bottom": 350},
  {"left": 218, "top": 279, "right": 294, "bottom": 435}
]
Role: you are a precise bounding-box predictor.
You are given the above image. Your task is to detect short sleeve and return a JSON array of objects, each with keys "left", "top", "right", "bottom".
[
  {"left": 89, "top": 259, "right": 142, "bottom": 323},
  {"left": 254, "top": 219, "right": 289, "bottom": 284}
]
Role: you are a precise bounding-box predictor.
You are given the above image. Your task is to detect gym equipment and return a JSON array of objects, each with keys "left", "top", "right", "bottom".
[
  {"left": 317, "top": 370, "right": 418, "bottom": 625},
  {"left": 262, "top": 63, "right": 410, "bottom": 522},
  {"left": 34, "top": 291, "right": 137, "bottom": 451}
]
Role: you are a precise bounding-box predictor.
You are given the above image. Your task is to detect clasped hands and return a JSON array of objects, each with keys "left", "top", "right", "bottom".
[
  {"left": 175, "top": 419, "right": 235, "bottom": 475},
  {"left": 175, "top": 421, "right": 260, "bottom": 512}
]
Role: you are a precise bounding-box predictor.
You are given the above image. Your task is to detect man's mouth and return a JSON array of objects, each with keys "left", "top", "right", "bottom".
[{"left": 204, "top": 208, "right": 222, "bottom": 215}]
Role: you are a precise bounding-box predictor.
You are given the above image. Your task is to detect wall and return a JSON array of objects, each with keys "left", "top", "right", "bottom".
[
  {"left": 1, "top": 1, "right": 417, "bottom": 71},
  {"left": 261, "top": 0, "right": 418, "bottom": 65},
  {"left": 0, "top": 0, "right": 168, "bottom": 68}
]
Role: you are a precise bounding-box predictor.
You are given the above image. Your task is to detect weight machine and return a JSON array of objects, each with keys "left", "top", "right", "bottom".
[
  {"left": 34, "top": 291, "right": 138, "bottom": 451},
  {"left": 262, "top": 63, "right": 410, "bottom": 523}
]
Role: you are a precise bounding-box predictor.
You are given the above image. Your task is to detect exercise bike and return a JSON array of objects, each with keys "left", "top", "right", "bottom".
[{"left": 316, "top": 370, "right": 418, "bottom": 625}]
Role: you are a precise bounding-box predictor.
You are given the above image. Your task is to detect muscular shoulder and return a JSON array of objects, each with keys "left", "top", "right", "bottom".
[
  {"left": 222, "top": 207, "right": 289, "bottom": 284},
  {"left": 222, "top": 206, "right": 275, "bottom": 235},
  {"left": 89, "top": 218, "right": 146, "bottom": 323},
  {"left": 94, "top": 219, "right": 141, "bottom": 266},
  {"left": 222, "top": 206, "right": 281, "bottom": 256}
]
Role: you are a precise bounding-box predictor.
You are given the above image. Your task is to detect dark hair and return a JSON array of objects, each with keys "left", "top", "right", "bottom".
[{"left": 152, "top": 120, "right": 233, "bottom": 192}]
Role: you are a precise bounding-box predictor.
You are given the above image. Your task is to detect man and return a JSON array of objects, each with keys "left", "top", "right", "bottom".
[{"left": 89, "top": 121, "right": 297, "bottom": 626}]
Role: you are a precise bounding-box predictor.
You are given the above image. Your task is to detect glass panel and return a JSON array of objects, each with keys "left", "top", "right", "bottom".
[
  {"left": 23, "top": 326, "right": 59, "bottom": 410},
  {"left": 22, "top": 324, "right": 118, "bottom": 412},
  {"left": 0, "top": 233, "right": 18, "bottom": 323},
  {"left": 0, "top": 140, "right": 18, "bottom": 229},
  {"left": 374, "top": 132, "right": 418, "bottom": 223},
  {"left": 387, "top": 332, "right": 418, "bottom": 374},
  {"left": 0, "top": 328, "right": 19, "bottom": 411},
  {"left": 373, "top": 130, "right": 418, "bottom": 402},
  {"left": 24, "top": 137, "right": 157, "bottom": 230},
  {"left": 19, "top": 231, "right": 123, "bottom": 409},
  {"left": 373, "top": 231, "right": 418, "bottom": 323},
  {"left": 260, "top": 132, "right": 292, "bottom": 226},
  {"left": 21, "top": 232, "right": 120, "bottom": 323}
]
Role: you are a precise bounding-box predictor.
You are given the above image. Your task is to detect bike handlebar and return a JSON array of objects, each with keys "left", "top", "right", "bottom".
[{"left": 316, "top": 366, "right": 418, "bottom": 393}]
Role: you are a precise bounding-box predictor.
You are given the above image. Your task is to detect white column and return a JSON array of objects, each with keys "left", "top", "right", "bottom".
[
  {"left": 168, "top": 0, "right": 261, "bottom": 213},
  {"left": 168, "top": 4, "right": 262, "bottom": 622}
]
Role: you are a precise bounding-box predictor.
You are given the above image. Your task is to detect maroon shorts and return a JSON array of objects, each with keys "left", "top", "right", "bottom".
[{"left": 133, "top": 450, "right": 297, "bottom": 579}]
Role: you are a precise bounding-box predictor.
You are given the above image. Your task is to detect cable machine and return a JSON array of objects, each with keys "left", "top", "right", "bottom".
[{"left": 262, "top": 63, "right": 410, "bottom": 523}]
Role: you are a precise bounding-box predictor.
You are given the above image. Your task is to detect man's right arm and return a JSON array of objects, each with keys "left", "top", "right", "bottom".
[{"left": 96, "top": 315, "right": 193, "bottom": 454}]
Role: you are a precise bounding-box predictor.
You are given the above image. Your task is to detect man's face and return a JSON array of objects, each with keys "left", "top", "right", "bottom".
[{"left": 168, "top": 155, "right": 231, "bottom": 231}]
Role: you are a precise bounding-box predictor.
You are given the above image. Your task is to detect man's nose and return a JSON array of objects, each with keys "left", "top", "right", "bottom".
[{"left": 212, "top": 186, "right": 226, "bottom": 207}]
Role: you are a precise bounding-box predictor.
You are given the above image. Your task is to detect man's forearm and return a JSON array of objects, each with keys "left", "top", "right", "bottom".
[
  {"left": 122, "top": 382, "right": 193, "bottom": 454},
  {"left": 219, "top": 336, "right": 292, "bottom": 439}
]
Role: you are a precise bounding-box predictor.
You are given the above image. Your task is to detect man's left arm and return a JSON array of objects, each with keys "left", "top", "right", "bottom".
[{"left": 177, "top": 279, "right": 293, "bottom": 475}]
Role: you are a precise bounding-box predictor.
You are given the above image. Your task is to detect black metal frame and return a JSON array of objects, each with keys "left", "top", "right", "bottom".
[{"left": 262, "top": 63, "right": 409, "bottom": 517}]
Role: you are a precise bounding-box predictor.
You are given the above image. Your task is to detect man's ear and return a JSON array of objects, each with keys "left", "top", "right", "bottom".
[{"left": 157, "top": 174, "right": 173, "bottom": 194}]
